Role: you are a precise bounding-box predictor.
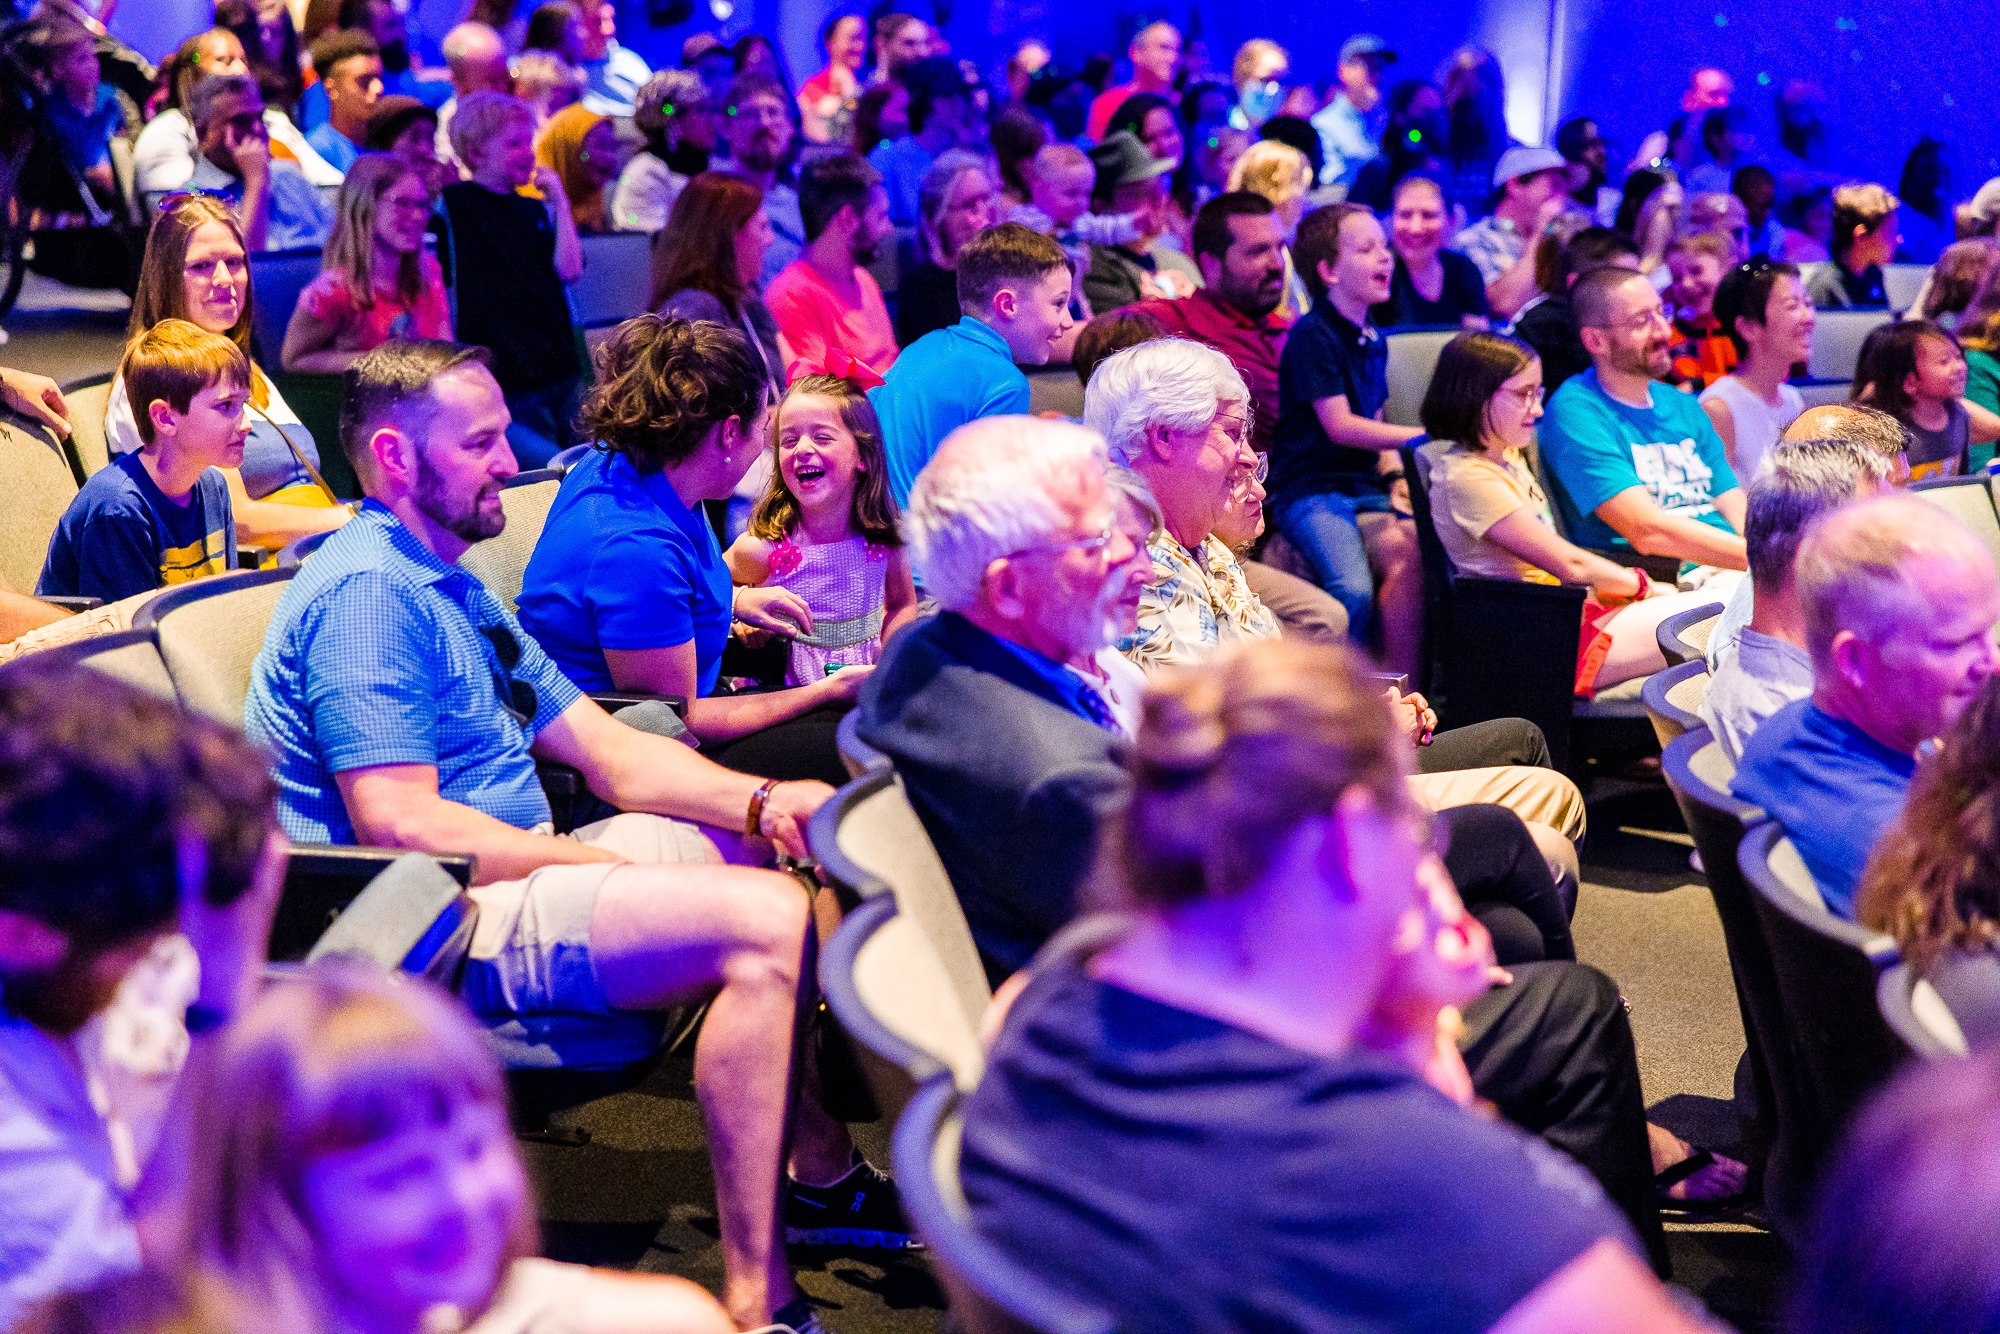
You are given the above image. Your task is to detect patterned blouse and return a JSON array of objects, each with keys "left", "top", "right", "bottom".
[{"left": 1118, "top": 532, "right": 1282, "bottom": 674}]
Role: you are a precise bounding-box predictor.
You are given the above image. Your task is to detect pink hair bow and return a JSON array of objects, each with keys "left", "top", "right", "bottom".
[{"left": 786, "top": 352, "right": 886, "bottom": 390}]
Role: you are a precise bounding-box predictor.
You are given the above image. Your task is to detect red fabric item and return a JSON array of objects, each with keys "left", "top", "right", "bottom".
[
  {"left": 785, "top": 352, "right": 887, "bottom": 389},
  {"left": 1125, "top": 290, "right": 1293, "bottom": 454}
]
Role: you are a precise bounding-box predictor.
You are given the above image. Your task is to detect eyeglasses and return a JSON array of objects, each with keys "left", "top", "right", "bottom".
[
  {"left": 1004, "top": 517, "right": 1116, "bottom": 563},
  {"left": 1498, "top": 383, "right": 1546, "bottom": 405},
  {"left": 1211, "top": 406, "right": 1255, "bottom": 448},
  {"left": 1230, "top": 453, "right": 1269, "bottom": 487},
  {"left": 478, "top": 623, "right": 540, "bottom": 729}
]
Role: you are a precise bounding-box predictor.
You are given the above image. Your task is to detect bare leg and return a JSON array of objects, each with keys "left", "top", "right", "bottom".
[
  {"left": 1367, "top": 516, "right": 1424, "bottom": 679},
  {"left": 589, "top": 863, "right": 813, "bottom": 1329}
]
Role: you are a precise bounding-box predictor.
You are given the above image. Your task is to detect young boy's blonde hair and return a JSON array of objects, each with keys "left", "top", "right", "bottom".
[
  {"left": 120, "top": 318, "right": 250, "bottom": 446},
  {"left": 448, "top": 89, "right": 536, "bottom": 172},
  {"left": 1030, "top": 142, "right": 1094, "bottom": 188}
]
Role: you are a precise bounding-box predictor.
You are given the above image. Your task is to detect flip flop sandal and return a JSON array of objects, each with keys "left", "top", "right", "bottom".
[{"left": 1653, "top": 1145, "right": 1752, "bottom": 1217}]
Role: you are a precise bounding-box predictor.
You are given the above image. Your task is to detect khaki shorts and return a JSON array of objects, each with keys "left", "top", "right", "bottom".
[{"left": 458, "top": 813, "right": 718, "bottom": 1021}]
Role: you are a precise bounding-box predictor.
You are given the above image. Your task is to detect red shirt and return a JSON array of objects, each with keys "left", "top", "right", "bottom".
[
  {"left": 766, "top": 259, "right": 899, "bottom": 378},
  {"left": 1085, "top": 83, "right": 1138, "bottom": 141},
  {"left": 1127, "top": 291, "right": 1293, "bottom": 454}
]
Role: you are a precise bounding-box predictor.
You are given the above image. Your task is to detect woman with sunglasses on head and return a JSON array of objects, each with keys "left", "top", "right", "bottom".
[
  {"left": 1699, "top": 258, "right": 1812, "bottom": 483},
  {"left": 1418, "top": 332, "right": 1735, "bottom": 693},
  {"left": 107, "top": 194, "right": 351, "bottom": 551}
]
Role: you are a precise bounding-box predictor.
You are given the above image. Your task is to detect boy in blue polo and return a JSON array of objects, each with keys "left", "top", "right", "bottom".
[
  {"left": 872, "top": 221, "right": 1075, "bottom": 506},
  {"left": 38, "top": 320, "right": 246, "bottom": 604}
]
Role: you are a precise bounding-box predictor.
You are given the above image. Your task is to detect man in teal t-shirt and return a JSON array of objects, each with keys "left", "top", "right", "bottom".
[{"left": 1536, "top": 266, "right": 1747, "bottom": 569}]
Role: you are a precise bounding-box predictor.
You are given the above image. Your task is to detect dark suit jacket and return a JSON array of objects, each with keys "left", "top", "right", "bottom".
[{"left": 855, "top": 613, "right": 1129, "bottom": 981}]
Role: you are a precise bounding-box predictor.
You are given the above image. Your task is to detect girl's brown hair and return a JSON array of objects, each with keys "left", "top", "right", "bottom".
[
  {"left": 1853, "top": 317, "right": 1958, "bottom": 423},
  {"left": 1419, "top": 330, "right": 1537, "bottom": 451},
  {"left": 648, "top": 171, "right": 765, "bottom": 315},
  {"left": 322, "top": 153, "right": 424, "bottom": 312},
  {"left": 1924, "top": 238, "right": 2000, "bottom": 324},
  {"left": 131, "top": 193, "right": 268, "bottom": 408},
  {"left": 1858, "top": 674, "right": 2000, "bottom": 973},
  {"left": 1114, "top": 638, "right": 1409, "bottom": 910},
  {"left": 749, "top": 374, "right": 900, "bottom": 546}
]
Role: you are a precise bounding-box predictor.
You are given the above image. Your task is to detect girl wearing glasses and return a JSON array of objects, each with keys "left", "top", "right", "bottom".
[
  {"left": 1418, "top": 332, "right": 1733, "bottom": 693},
  {"left": 282, "top": 154, "right": 451, "bottom": 373}
]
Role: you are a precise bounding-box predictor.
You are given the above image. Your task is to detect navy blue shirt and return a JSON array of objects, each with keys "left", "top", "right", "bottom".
[
  {"left": 962, "top": 952, "right": 1638, "bottom": 1333},
  {"left": 1370, "top": 249, "right": 1491, "bottom": 330},
  {"left": 36, "top": 453, "right": 236, "bottom": 603},
  {"left": 245, "top": 501, "right": 583, "bottom": 844},
  {"left": 516, "top": 449, "right": 732, "bottom": 695},
  {"left": 1271, "top": 301, "right": 1390, "bottom": 503},
  {"left": 1731, "top": 697, "right": 1917, "bottom": 919}
]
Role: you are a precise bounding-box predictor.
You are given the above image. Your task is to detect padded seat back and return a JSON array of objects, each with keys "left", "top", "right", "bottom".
[
  {"left": 1641, "top": 658, "right": 1707, "bottom": 748},
  {"left": 1883, "top": 263, "right": 1929, "bottom": 314},
  {"left": 247, "top": 247, "right": 327, "bottom": 363},
  {"left": 1791, "top": 378, "right": 1852, "bottom": 409},
  {"left": 1807, "top": 309, "right": 1893, "bottom": 381},
  {"left": 1911, "top": 476, "right": 2000, "bottom": 575},
  {"left": 1656, "top": 601, "right": 1724, "bottom": 667},
  {"left": 571, "top": 232, "right": 654, "bottom": 329},
  {"left": 1384, "top": 328, "right": 1457, "bottom": 427},
  {"left": 60, "top": 373, "right": 115, "bottom": 481},
  {"left": 1876, "top": 961, "right": 1967, "bottom": 1060},
  {"left": 836, "top": 708, "right": 889, "bottom": 777},
  {"left": 133, "top": 568, "right": 295, "bottom": 724},
  {"left": 0, "top": 415, "right": 77, "bottom": 592},
  {"left": 25, "top": 627, "right": 178, "bottom": 699},
  {"left": 458, "top": 471, "right": 562, "bottom": 612}
]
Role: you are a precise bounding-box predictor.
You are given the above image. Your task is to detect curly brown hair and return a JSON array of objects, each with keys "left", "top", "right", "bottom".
[
  {"left": 578, "top": 314, "right": 770, "bottom": 474},
  {"left": 749, "top": 374, "right": 899, "bottom": 546},
  {"left": 1857, "top": 673, "right": 2000, "bottom": 972}
]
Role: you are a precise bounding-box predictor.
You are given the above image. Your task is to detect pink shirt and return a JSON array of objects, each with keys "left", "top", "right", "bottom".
[
  {"left": 765, "top": 260, "right": 899, "bottom": 378},
  {"left": 297, "top": 251, "right": 452, "bottom": 355}
]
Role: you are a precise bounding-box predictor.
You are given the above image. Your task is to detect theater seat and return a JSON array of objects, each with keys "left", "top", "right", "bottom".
[
  {"left": 0, "top": 411, "right": 78, "bottom": 594},
  {"left": 133, "top": 567, "right": 298, "bottom": 724},
  {"left": 458, "top": 468, "right": 564, "bottom": 612},
  {"left": 1641, "top": 658, "right": 1708, "bottom": 748},
  {"left": 1656, "top": 601, "right": 1725, "bottom": 668},
  {"left": 58, "top": 372, "right": 114, "bottom": 482},
  {"left": 1876, "top": 960, "right": 1967, "bottom": 1061},
  {"left": 1910, "top": 474, "right": 2000, "bottom": 574}
]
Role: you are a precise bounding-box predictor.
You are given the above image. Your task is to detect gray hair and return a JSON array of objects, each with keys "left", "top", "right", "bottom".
[
  {"left": 1082, "top": 338, "right": 1249, "bottom": 466},
  {"left": 1105, "top": 465, "right": 1164, "bottom": 543},
  {"left": 634, "top": 68, "right": 708, "bottom": 137},
  {"left": 188, "top": 73, "right": 260, "bottom": 131},
  {"left": 904, "top": 415, "right": 1109, "bottom": 610},
  {"left": 1744, "top": 439, "right": 1893, "bottom": 590}
]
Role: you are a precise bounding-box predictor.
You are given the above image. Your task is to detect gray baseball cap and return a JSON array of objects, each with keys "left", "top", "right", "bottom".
[{"left": 1492, "top": 145, "right": 1568, "bottom": 188}]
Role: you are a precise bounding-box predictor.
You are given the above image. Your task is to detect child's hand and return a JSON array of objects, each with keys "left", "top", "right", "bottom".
[
  {"left": 531, "top": 164, "right": 567, "bottom": 200},
  {"left": 734, "top": 585, "right": 814, "bottom": 637},
  {"left": 228, "top": 121, "right": 269, "bottom": 181}
]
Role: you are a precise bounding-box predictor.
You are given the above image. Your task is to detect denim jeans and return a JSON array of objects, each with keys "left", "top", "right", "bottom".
[{"left": 1271, "top": 489, "right": 1397, "bottom": 645}]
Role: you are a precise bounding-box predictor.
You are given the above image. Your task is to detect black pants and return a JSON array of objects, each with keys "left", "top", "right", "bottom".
[
  {"left": 1437, "top": 804, "right": 1576, "bottom": 965},
  {"left": 1415, "top": 716, "right": 1554, "bottom": 774},
  {"left": 1462, "top": 960, "right": 1668, "bottom": 1277},
  {"left": 704, "top": 703, "right": 852, "bottom": 787}
]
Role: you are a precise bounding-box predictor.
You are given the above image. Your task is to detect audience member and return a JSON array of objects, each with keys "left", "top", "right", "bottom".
[
  {"left": 1538, "top": 266, "right": 1747, "bottom": 570},
  {"left": 281, "top": 154, "right": 450, "bottom": 373},
  {"left": 1081, "top": 133, "right": 1188, "bottom": 312},
  {"left": 1226, "top": 139, "right": 1312, "bottom": 314},
  {"left": 799, "top": 13, "right": 865, "bottom": 144},
  {"left": 1310, "top": 33, "right": 1393, "bottom": 190},
  {"left": 360, "top": 95, "right": 443, "bottom": 197},
  {"left": 868, "top": 58, "right": 971, "bottom": 228},
  {"left": 1418, "top": 332, "right": 1731, "bottom": 694},
  {"left": 138, "top": 28, "right": 339, "bottom": 196},
  {"left": 39, "top": 322, "right": 245, "bottom": 604},
  {"left": 1732, "top": 494, "right": 2000, "bottom": 917},
  {"left": 573, "top": 0, "right": 651, "bottom": 117},
  {"left": 1084, "top": 21, "right": 1180, "bottom": 141},
  {"left": 113, "top": 194, "right": 348, "bottom": 550},
  {"left": 895, "top": 150, "right": 998, "bottom": 346},
  {"left": 1451, "top": 145, "right": 1570, "bottom": 319},
  {"left": 1008, "top": 142, "right": 1137, "bottom": 315},
  {"left": 434, "top": 20, "right": 511, "bottom": 170},
  {"left": 716, "top": 76, "right": 805, "bottom": 285},
  {"left": 1071, "top": 308, "right": 1166, "bottom": 388},
  {"left": 851, "top": 80, "right": 908, "bottom": 157},
  {"left": 1733, "top": 163, "right": 1786, "bottom": 258},
  {"left": 518, "top": 318, "right": 854, "bottom": 783},
  {"left": 243, "top": 339, "right": 875, "bottom": 1330},
  {"left": 731, "top": 34, "right": 791, "bottom": 98},
  {"left": 1372, "top": 174, "right": 1491, "bottom": 330},
  {"left": 725, "top": 373, "right": 917, "bottom": 688},
  {"left": 1919, "top": 237, "right": 2000, "bottom": 331},
  {"left": 1513, "top": 225, "right": 1640, "bottom": 396},
  {"left": 1270, "top": 203, "right": 1423, "bottom": 673},
  {"left": 534, "top": 101, "right": 619, "bottom": 234},
  {"left": 180, "top": 966, "right": 734, "bottom": 1333},
  {"left": 0, "top": 661, "right": 282, "bottom": 1326},
  {"left": 24, "top": 17, "right": 121, "bottom": 202},
  {"left": 1664, "top": 231, "right": 1737, "bottom": 386},
  {"left": 1435, "top": 46, "right": 1511, "bottom": 219},
  {"left": 521, "top": 3, "right": 586, "bottom": 69},
  {"left": 1684, "top": 105, "right": 1752, "bottom": 196},
  {"left": 874, "top": 222, "right": 1073, "bottom": 505},
  {"left": 1345, "top": 79, "right": 1446, "bottom": 214},
  {"left": 1103, "top": 91, "right": 1187, "bottom": 178},
  {"left": 301, "top": 28, "right": 381, "bottom": 173},
  {"left": 1894, "top": 135, "right": 1951, "bottom": 265},
  {"left": 610, "top": 69, "right": 711, "bottom": 232},
  {"left": 441, "top": 90, "right": 585, "bottom": 466},
  {"left": 1613, "top": 169, "right": 1680, "bottom": 280},
  {"left": 987, "top": 104, "right": 1047, "bottom": 210},
  {"left": 949, "top": 636, "right": 1690, "bottom": 1295},
  {"left": 1700, "top": 439, "right": 1890, "bottom": 763},
  {"left": 1852, "top": 318, "right": 2000, "bottom": 479},
  {"left": 215, "top": 0, "right": 304, "bottom": 115},
  {"left": 687, "top": 32, "right": 740, "bottom": 104},
  {"left": 766, "top": 153, "right": 898, "bottom": 378},
  {"left": 183, "top": 73, "right": 334, "bottom": 251},
  {"left": 1684, "top": 190, "right": 1752, "bottom": 265},
  {"left": 869, "top": 12, "right": 929, "bottom": 85},
  {"left": 1806, "top": 183, "right": 1899, "bottom": 309},
  {"left": 1557, "top": 114, "right": 1617, "bottom": 224},
  {"left": 1959, "top": 267, "right": 2000, "bottom": 420},
  {"left": 1700, "top": 258, "right": 1812, "bottom": 481},
  {"left": 647, "top": 172, "right": 786, "bottom": 388},
  {"left": 1227, "top": 38, "right": 1289, "bottom": 131}
]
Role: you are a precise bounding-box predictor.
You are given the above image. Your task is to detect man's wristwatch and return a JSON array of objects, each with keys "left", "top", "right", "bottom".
[{"left": 746, "top": 778, "right": 782, "bottom": 838}]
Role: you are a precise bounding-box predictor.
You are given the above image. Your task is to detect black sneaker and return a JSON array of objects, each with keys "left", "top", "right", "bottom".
[{"left": 785, "top": 1156, "right": 917, "bottom": 1249}]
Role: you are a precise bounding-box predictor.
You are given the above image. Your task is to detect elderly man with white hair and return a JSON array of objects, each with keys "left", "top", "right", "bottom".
[
  {"left": 1734, "top": 492, "right": 2000, "bottom": 918},
  {"left": 1085, "top": 337, "right": 1590, "bottom": 920}
]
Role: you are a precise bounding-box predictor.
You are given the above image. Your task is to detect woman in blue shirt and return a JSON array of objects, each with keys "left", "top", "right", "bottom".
[{"left": 518, "top": 315, "right": 866, "bottom": 783}]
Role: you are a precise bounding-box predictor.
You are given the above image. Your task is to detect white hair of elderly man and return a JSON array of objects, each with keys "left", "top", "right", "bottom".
[
  {"left": 903, "top": 414, "right": 1111, "bottom": 611},
  {"left": 1082, "top": 336, "right": 1250, "bottom": 466}
]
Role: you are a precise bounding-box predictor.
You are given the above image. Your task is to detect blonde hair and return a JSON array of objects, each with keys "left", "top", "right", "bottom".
[
  {"left": 448, "top": 88, "right": 536, "bottom": 169},
  {"left": 1116, "top": 639, "right": 1409, "bottom": 908},
  {"left": 1230, "top": 37, "right": 1286, "bottom": 90},
  {"left": 1669, "top": 228, "right": 1734, "bottom": 264},
  {"left": 322, "top": 153, "right": 424, "bottom": 312},
  {"left": 1030, "top": 141, "right": 1092, "bottom": 186},
  {"left": 120, "top": 318, "right": 250, "bottom": 446},
  {"left": 1227, "top": 139, "right": 1310, "bottom": 206},
  {"left": 183, "top": 966, "right": 536, "bottom": 1332}
]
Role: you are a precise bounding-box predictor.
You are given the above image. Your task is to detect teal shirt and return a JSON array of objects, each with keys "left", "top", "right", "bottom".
[
  {"left": 1538, "top": 368, "right": 1740, "bottom": 551},
  {"left": 871, "top": 317, "right": 1031, "bottom": 508}
]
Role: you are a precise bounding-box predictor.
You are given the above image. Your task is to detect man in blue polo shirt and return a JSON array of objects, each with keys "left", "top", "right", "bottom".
[
  {"left": 872, "top": 221, "right": 1075, "bottom": 507},
  {"left": 245, "top": 339, "right": 903, "bottom": 1332},
  {"left": 1733, "top": 494, "right": 2000, "bottom": 918},
  {"left": 1538, "top": 265, "right": 1748, "bottom": 570}
]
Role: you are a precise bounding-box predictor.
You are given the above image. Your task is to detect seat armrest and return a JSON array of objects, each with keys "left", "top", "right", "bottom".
[
  {"left": 590, "top": 691, "right": 688, "bottom": 718},
  {"left": 38, "top": 595, "right": 100, "bottom": 612},
  {"left": 271, "top": 844, "right": 477, "bottom": 961}
]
